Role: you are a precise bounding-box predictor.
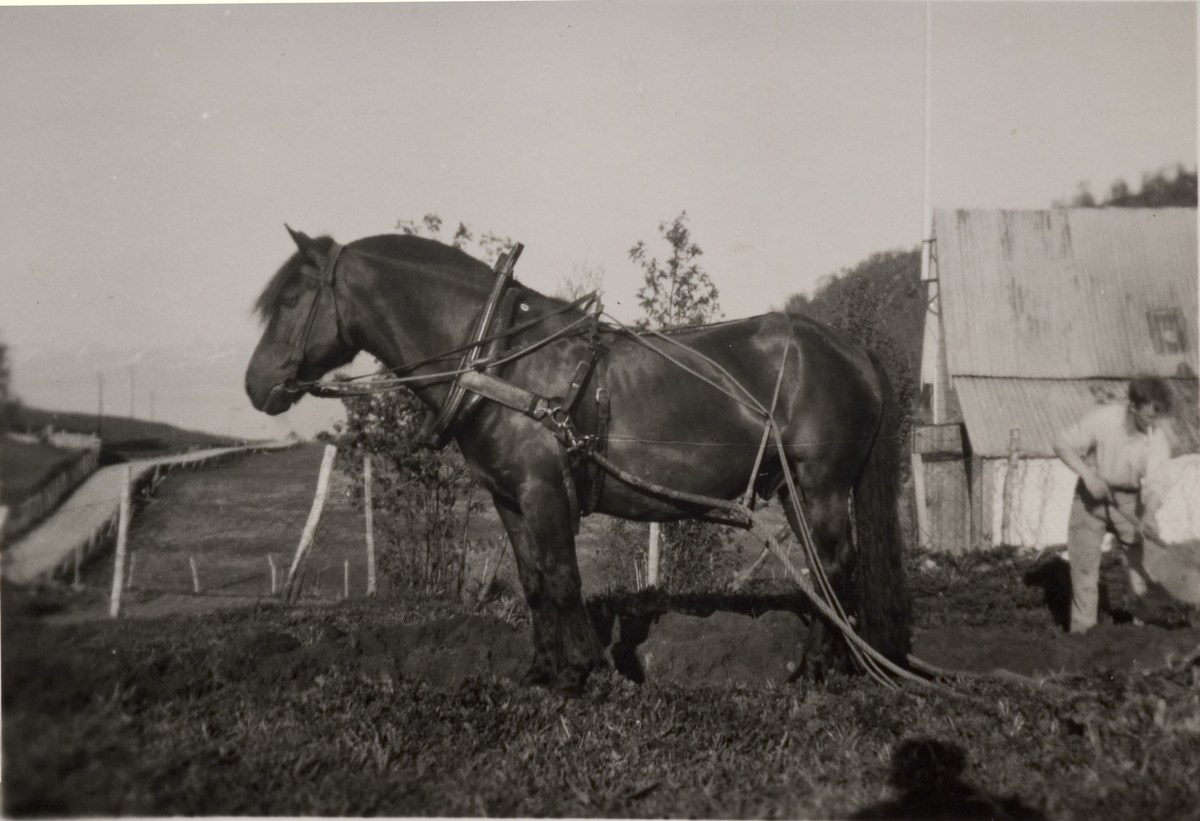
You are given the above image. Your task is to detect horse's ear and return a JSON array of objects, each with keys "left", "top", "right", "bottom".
[{"left": 285, "top": 224, "right": 316, "bottom": 256}]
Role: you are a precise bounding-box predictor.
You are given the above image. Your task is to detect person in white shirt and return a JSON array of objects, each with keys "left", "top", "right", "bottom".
[{"left": 1053, "top": 377, "right": 1173, "bottom": 633}]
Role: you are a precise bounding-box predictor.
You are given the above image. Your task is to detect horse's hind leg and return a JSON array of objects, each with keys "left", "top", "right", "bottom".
[
  {"left": 780, "top": 485, "right": 857, "bottom": 679},
  {"left": 491, "top": 490, "right": 606, "bottom": 695}
]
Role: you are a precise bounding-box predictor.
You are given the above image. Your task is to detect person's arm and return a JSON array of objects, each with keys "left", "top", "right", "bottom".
[{"left": 1054, "top": 425, "right": 1109, "bottom": 500}]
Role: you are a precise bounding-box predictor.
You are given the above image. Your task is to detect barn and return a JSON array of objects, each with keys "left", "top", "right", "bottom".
[{"left": 913, "top": 207, "right": 1199, "bottom": 553}]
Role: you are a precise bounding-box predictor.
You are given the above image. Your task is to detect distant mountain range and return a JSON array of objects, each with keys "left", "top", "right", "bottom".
[{"left": 10, "top": 339, "right": 347, "bottom": 441}]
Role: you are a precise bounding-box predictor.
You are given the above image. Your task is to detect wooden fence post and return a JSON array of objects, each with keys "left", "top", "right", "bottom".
[
  {"left": 285, "top": 444, "right": 338, "bottom": 602},
  {"left": 268, "top": 554, "right": 278, "bottom": 595},
  {"left": 911, "top": 449, "right": 930, "bottom": 551},
  {"left": 190, "top": 556, "right": 202, "bottom": 594},
  {"left": 647, "top": 523, "right": 661, "bottom": 587},
  {"left": 364, "top": 454, "right": 377, "bottom": 597},
  {"left": 109, "top": 464, "right": 132, "bottom": 618},
  {"left": 343, "top": 560, "right": 349, "bottom": 600},
  {"left": 1000, "top": 428, "right": 1021, "bottom": 547},
  {"left": 476, "top": 538, "right": 508, "bottom": 604}
]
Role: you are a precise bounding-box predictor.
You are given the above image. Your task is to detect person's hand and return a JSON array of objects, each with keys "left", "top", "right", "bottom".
[{"left": 1083, "top": 473, "right": 1111, "bottom": 501}]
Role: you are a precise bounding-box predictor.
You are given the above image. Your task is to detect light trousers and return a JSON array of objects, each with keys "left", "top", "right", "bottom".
[{"left": 1066, "top": 481, "right": 1149, "bottom": 633}]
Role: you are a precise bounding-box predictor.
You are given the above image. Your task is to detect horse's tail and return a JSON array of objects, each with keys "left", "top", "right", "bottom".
[{"left": 852, "top": 352, "right": 912, "bottom": 665}]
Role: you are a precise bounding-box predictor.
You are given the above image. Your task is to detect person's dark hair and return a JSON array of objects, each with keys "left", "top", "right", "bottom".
[{"left": 1128, "top": 376, "right": 1172, "bottom": 414}]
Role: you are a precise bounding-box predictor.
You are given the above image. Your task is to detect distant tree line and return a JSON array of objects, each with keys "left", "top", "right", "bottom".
[
  {"left": 1057, "top": 164, "right": 1197, "bottom": 209},
  {"left": 0, "top": 336, "right": 16, "bottom": 432}
]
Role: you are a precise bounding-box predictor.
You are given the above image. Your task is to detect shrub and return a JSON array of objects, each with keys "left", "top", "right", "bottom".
[{"left": 329, "top": 388, "right": 481, "bottom": 598}]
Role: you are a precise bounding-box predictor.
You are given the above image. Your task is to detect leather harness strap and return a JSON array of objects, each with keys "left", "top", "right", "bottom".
[
  {"left": 421, "top": 244, "right": 523, "bottom": 448},
  {"left": 586, "top": 361, "right": 611, "bottom": 515},
  {"left": 446, "top": 286, "right": 522, "bottom": 441},
  {"left": 284, "top": 241, "right": 346, "bottom": 388}
]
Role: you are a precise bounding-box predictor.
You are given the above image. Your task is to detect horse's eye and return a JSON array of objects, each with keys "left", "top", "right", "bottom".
[{"left": 283, "top": 295, "right": 301, "bottom": 309}]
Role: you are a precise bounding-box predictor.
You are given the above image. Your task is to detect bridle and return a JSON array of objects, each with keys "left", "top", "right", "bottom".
[{"left": 277, "top": 241, "right": 352, "bottom": 395}]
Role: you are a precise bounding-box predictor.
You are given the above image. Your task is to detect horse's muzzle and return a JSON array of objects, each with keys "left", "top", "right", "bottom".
[{"left": 260, "top": 381, "right": 303, "bottom": 415}]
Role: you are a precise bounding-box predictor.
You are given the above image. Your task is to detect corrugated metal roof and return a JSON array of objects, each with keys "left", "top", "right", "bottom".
[
  {"left": 934, "top": 208, "right": 1198, "bottom": 379},
  {"left": 953, "top": 377, "right": 1199, "bottom": 458}
]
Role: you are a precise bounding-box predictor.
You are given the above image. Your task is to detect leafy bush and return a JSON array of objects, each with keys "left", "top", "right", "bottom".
[
  {"left": 657, "top": 520, "right": 745, "bottom": 593},
  {"left": 588, "top": 517, "right": 650, "bottom": 593},
  {"left": 329, "top": 388, "right": 481, "bottom": 598}
]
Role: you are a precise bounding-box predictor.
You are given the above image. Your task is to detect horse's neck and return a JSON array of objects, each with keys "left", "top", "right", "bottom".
[{"left": 348, "top": 256, "right": 490, "bottom": 405}]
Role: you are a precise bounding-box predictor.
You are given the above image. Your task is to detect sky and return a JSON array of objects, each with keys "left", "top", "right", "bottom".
[{"left": 1, "top": 1, "right": 1195, "bottom": 440}]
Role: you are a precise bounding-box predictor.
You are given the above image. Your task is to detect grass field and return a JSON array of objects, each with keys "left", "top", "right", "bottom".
[
  {"left": 3, "top": 442, "right": 1200, "bottom": 819},
  {"left": 4, "top": 583, "right": 1199, "bottom": 819},
  {"left": 112, "top": 443, "right": 369, "bottom": 600}
]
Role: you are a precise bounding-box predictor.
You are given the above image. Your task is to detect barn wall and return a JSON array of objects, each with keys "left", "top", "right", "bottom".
[
  {"left": 985, "top": 457, "right": 1076, "bottom": 549},
  {"left": 916, "top": 454, "right": 991, "bottom": 554}
]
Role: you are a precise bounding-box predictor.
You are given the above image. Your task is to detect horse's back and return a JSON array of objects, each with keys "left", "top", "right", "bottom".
[
  {"left": 593, "top": 312, "right": 883, "bottom": 507},
  {"left": 603, "top": 312, "right": 881, "bottom": 425}
]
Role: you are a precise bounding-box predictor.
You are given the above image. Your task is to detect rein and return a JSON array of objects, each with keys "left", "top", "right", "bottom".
[{"left": 295, "top": 292, "right": 600, "bottom": 395}]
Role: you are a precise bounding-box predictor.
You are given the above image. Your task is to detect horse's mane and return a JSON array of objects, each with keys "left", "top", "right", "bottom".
[{"left": 253, "top": 233, "right": 493, "bottom": 324}]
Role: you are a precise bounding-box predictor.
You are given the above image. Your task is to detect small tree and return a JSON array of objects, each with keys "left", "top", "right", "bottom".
[
  {"left": 396, "top": 213, "right": 513, "bottom": 266},
  {"left": 331, "top": 386, "right": 480, "bottom": 597},
  {"left": 555, "top": 262, "right": 606, "bottom": 302},
  {"left": 630, "top": 212, "right": 720, "bottom": 330},
  {"left": 629, "top": 214, "right": 730, "bottom": 589}
]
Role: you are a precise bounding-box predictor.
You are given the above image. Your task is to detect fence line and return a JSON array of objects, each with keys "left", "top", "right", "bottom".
[
  {"left": 3, "top": 440, "right": 297, "bottom": 585},
  {"left": 4, "top": 440, "right": 101, "bottom": 541}
]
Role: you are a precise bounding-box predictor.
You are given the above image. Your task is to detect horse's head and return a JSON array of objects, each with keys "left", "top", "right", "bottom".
[{"left": 245, "top": 227, "right": 358, "bottom": 415}]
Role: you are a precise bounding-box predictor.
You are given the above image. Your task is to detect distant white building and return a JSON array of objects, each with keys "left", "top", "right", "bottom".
[{"left": 914, "top": 207, "right": 1199, "bottom": 552}]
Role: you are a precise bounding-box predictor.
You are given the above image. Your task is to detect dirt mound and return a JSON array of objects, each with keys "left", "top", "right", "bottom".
[{"left": 632, "top": 610, "right": 809, "bottom": 685}]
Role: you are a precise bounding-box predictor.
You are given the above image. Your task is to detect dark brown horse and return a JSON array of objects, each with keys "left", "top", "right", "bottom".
[{"left": 246, "top": 229, "right": 911, "bottom": 693}]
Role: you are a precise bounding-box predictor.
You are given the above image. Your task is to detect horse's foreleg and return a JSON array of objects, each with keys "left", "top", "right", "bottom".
[
  {"left": 781, "top": 486, "right": 857, "bottom": 679},
  {"left": 491, "top": 488, "right": 606, "bottom": 695}
]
